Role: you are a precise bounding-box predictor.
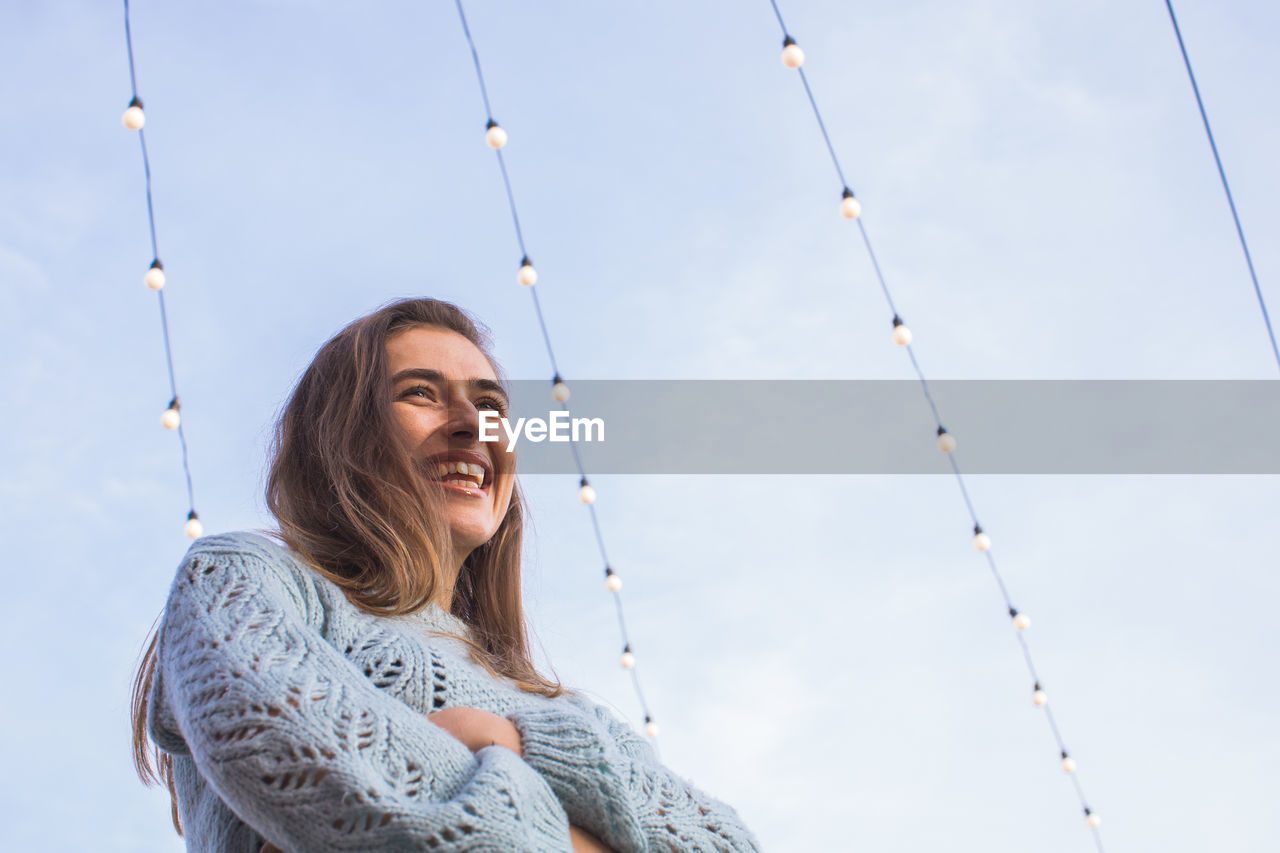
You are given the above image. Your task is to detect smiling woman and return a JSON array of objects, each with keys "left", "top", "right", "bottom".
[
  {"left": 386, "top": 325, "right": 518, "bottom": 606},
  {"left": 128, "top": 297, "right": 762, "bottom": 852}
]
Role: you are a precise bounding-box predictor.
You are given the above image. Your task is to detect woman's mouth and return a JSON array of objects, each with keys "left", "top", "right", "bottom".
[{"left": 427, "top": 459, "right": 491, "bottom": 497}]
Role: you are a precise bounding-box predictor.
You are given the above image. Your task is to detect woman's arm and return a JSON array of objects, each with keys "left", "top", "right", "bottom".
[
  {"left": 507, "top": 694, "right": 762, "bottom": 852},
  {"left": 423, "top": 707, "right": 618, "bottom": 853},
  {"left": 151, "top": 534, "right": 573, "bottom": 852},
  {"left": 262, "top": 825, "right": 610, "bottom": 853}
]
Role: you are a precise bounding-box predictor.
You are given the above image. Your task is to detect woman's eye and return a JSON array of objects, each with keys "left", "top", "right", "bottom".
[
  {"left": 402, "top": 385, "right": 504, "bottom": 414},
  {"left": 404, "top": 384, "right": 437, "bottom": 401}
]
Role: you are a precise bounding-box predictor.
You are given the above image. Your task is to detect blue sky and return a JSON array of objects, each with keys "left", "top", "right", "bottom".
[{"left": 2, "top": 0, "right": 1278, "bottom": 850}]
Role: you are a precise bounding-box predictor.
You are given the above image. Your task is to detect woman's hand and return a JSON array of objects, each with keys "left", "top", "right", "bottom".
[
  {"left": 428, "top": 708, "right": 617, "bottom": 852},
  {"left": 570, "top": 824, "right": 615, "bottom": 852},
  {"left": 426, "top": 706, "right": 524, "bottom": 756}
]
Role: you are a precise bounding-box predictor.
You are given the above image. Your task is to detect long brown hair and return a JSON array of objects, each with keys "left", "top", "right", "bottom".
[{"left": 130, "top": 297, "right": 565, "bottom": 835}]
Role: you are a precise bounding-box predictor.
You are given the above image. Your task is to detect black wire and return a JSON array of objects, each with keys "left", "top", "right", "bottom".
[
  {"left": 123, "top": 0, "right": 139, "bottom": 96},
  {"left": 527, "top": 272, "right": 563, "bottom": 377},
  {"left": 494, "top": 150, "right": 529, "bottom": 257},
  {"left": 453, "top": 0, "right": 494, "bottom": 119},
  {"left": 1162, "top": 0, "right": 1277, "bottom": 372},
  {"left": 767, "top": 0, "right": 787, "bottom": 33},
  {"left": 796, "top": 68, "right": 848, "bottom": 189}
]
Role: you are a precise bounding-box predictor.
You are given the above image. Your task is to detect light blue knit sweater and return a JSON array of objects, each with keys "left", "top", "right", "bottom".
[{"left": 147, "top": 530, "right": 761, "bottom": 852}]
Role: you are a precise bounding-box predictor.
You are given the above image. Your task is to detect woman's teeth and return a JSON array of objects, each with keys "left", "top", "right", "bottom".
[{"left": 435, "top": 460, "right": 486, "bottom": 488}]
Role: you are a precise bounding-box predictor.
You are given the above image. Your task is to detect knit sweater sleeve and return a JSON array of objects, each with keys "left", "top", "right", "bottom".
[
  {"left": 148, "top": 534, "right": 573, "bottom": 852},
  {"left": 506, "top": 693, "right": 762, "bottom": 852}
]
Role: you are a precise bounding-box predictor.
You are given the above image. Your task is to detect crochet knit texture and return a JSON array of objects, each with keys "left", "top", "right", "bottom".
[{"left": 147, "top": 530, "right": 762, "bottom": 852}]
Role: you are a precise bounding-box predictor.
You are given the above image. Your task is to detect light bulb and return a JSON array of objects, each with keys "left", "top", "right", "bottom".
[
  {"left": 161, "top": 400, "right": 180, "bottom": 430},
  {"left": 605, "top": 567, "right": 622, "bottom": 592},
  {"left": 1013, "top": 612, "right": 1031, "bottom": 631},
  {"left": 891, "top": 315, "right": 912, "bottom": 346},
  {"left": 1033, "top": 685, "right": 1048, "bottom": 707},
  {"left": 485, "top": 119, "right": 507, "bottom": 149},
  {"left": 840, "top": 188, "right": 862, "bottom": 220},
  {"left": 122, "top": 97, "right": 146, "bottom": 130},
  {"left": 645, "top": 720, "right": 660, "bottom": 737},
  {"left": 781, "top": 36, "right": 805, "bottom": 69},
  {"left": 144, "top": 260, "right": 166, "bottom": 291},
  {"left": 936, "top": 427, "right": 956, "bottom": 453},
  {"left": 1085, "top": 810, "right": 1101, "bottom": 829},
  {"left": 552, "top": 378, "right": 570, "bottom": 402},
  {"left": 973, "top": 525, "right": 991, "bottom": 551},
  {"left": 517, "top": 257, "right": 537, "bottom": 287},
  {"left": 1062, "top": 755, "right": 1077, "bottom": 773},
  {"left": 620, "top": 650, "right": 635, "bottom": 669},
  {"left": 184, "top": 511, "right": 203, "bottom": 539},
  {"left": 579, "top": 479, "right": 596, "bottom": 504}
]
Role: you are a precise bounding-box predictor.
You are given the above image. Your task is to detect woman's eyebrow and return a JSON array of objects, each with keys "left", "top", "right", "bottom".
[{"left": 391, "top": 368, "right": 509, "bottom": 402}]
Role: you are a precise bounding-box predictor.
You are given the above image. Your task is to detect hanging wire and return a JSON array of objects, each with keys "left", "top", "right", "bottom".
[
  {"left": 123, "top": 0, "right": 200, "bottom": 536},
  {"left": 767, "top": 0, "right": 1105, "bottom": 845},
  {"left": 1161, "top": 0, "right": 1277, "bottom": 372},
  {"left": 450, "top": 0, "right": 660, "bottom": 748}
]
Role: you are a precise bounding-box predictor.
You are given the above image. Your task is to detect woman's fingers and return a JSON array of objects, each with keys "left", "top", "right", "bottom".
[{"left": 426, "top": 706, "right": 524, "bottom": 756}]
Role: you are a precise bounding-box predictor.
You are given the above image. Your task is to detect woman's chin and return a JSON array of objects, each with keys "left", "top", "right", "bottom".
[{"left": 447, "top": 519, "right": 496, "bottom": 555}]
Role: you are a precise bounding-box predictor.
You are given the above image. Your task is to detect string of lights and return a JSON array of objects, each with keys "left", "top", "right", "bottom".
[
  {"left": 767, "top": 0, "right": 1106, "bottom": 846},
  {"left": 120, "top": 0, "right": 203, "bottom": 541},
  {"left": 449, "top": 0, "right": 661, "bottom": 743},
  {"left": 1161, "top": 0, "right": 1277, "bottom": 372}
]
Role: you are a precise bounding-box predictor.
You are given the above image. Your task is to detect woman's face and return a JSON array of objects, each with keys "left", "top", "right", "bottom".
[{"left": 386, "top": 325, "right": 516, "bottom": 562}]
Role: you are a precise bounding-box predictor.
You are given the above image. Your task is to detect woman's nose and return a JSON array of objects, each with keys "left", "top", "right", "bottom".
[{"left": 445, "top": 396, "right": 480, "bottom": 440}]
